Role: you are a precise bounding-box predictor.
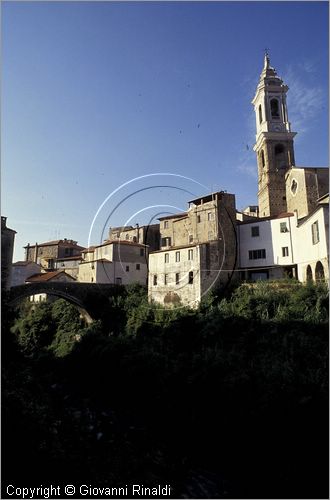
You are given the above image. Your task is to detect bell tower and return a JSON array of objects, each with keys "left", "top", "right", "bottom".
[{"left": 252, "top": 53, "right": 297, "bottom": 217}]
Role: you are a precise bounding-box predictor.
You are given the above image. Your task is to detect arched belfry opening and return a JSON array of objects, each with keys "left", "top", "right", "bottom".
[
  {"left": 274, "top": 143, "right": 287, "bottom": 171},
  {"left": 270, "top": 98, "right": 280, "bottom": 118}
]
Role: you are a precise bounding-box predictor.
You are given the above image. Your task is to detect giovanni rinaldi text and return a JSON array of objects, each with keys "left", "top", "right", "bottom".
[{"left": 5, "top": 484, "right": 172, "bottom": 498}]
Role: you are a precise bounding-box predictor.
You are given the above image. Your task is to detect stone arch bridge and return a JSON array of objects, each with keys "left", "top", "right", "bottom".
[{"left": 8, "top": 282, "right": 127, "bottom": 322}]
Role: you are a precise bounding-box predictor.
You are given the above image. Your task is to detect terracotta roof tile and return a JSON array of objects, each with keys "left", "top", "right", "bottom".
[
  {"left": 24, "top": 240, "right": 85, "bottom": 249},
  {"left": 158, "top": 213, "right": 187, "bottom": 221},
  {"left": 26, "top": 271, "right": 75, "bottom": 282},
  {"left": 13, "top": 261, "right": 41, "bottom": 267}
]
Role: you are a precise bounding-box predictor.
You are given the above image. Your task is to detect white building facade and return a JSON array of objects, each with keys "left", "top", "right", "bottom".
[
  {"left": 78, "top": 240, "right": 148, "bottom": 285},
  {"left": 238, "top": 204, "right": 329, "bottom": 282}
]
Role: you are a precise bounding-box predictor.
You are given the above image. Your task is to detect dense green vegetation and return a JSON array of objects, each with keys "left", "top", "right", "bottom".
[{"left": 2, "top": 281, "right": 329, "bottom": 498}]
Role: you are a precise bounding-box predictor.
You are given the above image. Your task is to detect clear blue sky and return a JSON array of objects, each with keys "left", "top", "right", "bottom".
[{"left": 2, "top": 1, "right": 328, "bottom": 261}]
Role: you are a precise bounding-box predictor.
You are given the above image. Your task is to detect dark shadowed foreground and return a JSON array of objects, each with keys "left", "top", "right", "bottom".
[{"left": 2, "top": 282, "right": 329, "bottom": 499}]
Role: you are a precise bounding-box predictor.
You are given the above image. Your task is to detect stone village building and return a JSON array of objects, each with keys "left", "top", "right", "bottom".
[
  {"left": 147, "top": 54, "right": 329, "bottom": 307},
  {"left": 24, "top": 239, "right": 84, "bottom": 273},
  {"left": 148, "top": 192, "right": 237, "bottom": 307},
  {"left": 108, "top": 223, "right": 160, "bottom": 252},
  {"left": 77, "top": 239, "right": 148, "bottom": 285},
  {"left": 1, "top": 216, "right": 16, "bottom": 290}
]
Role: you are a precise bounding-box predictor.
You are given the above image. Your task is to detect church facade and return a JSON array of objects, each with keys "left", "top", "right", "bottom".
[{"left": 147, "top": 54, "right": 329, "bottom": 308}]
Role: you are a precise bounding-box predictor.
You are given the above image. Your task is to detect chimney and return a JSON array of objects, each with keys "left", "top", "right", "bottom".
[
  {"left": 34, "top": 243, "right": 38, "bottom": 263},
  {"left": 25, "top": 243, "right": 30, "bottom": 261}
]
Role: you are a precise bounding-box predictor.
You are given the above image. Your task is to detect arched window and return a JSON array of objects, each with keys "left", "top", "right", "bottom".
[
  {"left": 261, "top": 150, "right": 265, "bottom": 168},
  {"left": 306, "top": 265, "right": 313, "bottom": 282},
  {"left": 315, "top": 261, "right": 325, "bottom": 282},
  {"left": 274, "top": 144, "right": 287, "bottom": 170},
  {"left": 125, "top": 234, "right": 129, "bottom": 240},
  {"left": 133, "top": 236, "right": 137, "bottom": 243},
  {"left": 270, "top": 98, "right": 280, "bottom": 118},
  {"left": 258, "top": 105, "right": 263, "bottom": 124}
]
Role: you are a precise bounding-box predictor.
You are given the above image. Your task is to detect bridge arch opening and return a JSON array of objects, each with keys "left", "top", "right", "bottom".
[{"left": 9, "top": 288, "right": 94, "bottom": 324}]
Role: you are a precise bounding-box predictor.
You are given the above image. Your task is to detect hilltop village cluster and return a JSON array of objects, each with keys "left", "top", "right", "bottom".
[{"left": 2, "top": 55, "right": 329, "bottom": 307}]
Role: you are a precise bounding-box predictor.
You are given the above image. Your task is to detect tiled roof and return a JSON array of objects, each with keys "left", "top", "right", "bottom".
[
  {"left": 112, "top": 240, "right": 148, "bottom": 247},
  {"left": 24, "top": 240, "right": 85, "bottom": 249},
  {"left": 158, "top": 213, "right": 187, "bottom": 221},
  {"left": 82, "top": 246, "right": 96, "bottom": 253},
  {"left": 188, "top": 191, "right": 233, "bottom": 205},
  {"left": 55, "top": 255, "right": 82, "bottom": 261},
  {"left": 26, "top": 271, "right": 75, "bottom": 282},
  {"left": 84, "top": 240, "right": 148, "bottom": 250},
  {"left": 13, "top": 261, "right": 40, "bottom": 267},
  {"left": 79, "top": 258, "right": 111, "bottom": 264},
  {"left": 237, "top": 212, "right": 294, "bottom": 225},
  {"left": 110, "top": 226, "right": 134, "bottom": 231}
]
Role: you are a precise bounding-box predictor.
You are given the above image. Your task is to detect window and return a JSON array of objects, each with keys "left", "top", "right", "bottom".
[
  {"left": 291, "top": 179, "right": 298, "bottom": 195},
  {"left": 208, "top": 212, "right": 215, "bottom": 221},
  {"left": 270, "top": 98, "right": 280, "bottom": 118},
  {"left": 161, "top": 237, "right": 171, "bottom": 247},
  {"left": 261, "top": 150, "right": 265, "bottom": 168},
  {"left": 188, "top": 234, "right": 193, "bottom": 244},
  {"left": 136, "top": 263, "right": 140, "bottom": 270},
  {"left": 251, "top": 226, "right": 259, "bottom": 237},
  {"left": 91, "top": 277, "right": 94, "bottom": 282},
  {"left": 164, "top": 253, "right": 169, "bottom": 263},
  {"left": 258, "top": 104, "right": 263, "bottom": 124},
  {"left": 311, "top": 221, "right": 320, "bottom": 245},
  {"left": 116, "top": 277, "right": 122, "bottom": 285},
  {"left": 125, "top": 234, "right": 129, "bottom": 240},
  {"left": 282, "top": 247, "right": 289, "bottom": 257},
  {"left": 208, "top": 231, "right": 214, "bottom": 240},
  {"left": 164, "top": 221, "right": 169, "bottom": 229},
  {"left": 175, "top": 273, "right": 180, "bottom": 285},
  {"left": 188, "top": 249, "right": 193, "bottom": 260},
  {"left": 275, "top": 144, "right": 284, "bottom": 156},
  {"left": 280, "top": 222, "right": 288, "bottom": 233},
  {"left": 197, "top": 215, "right": 201, "bottom": 223},
  {"left": 164, "top": 274, "right": 168, "bottom": 285},
  {"left": 188, "top": 271, "right": 193, "bottom": 284},
  {"left": 153, "top": 275, "right": 157, "bottom": 286},
  {"left": 126, "top": 265, "right": 130, "bottom": 272},
  {"left": 133, "top": 236, "right": 137, "bottom": 243},
  {"left": 249, "top": 249, "right": 266, "bottom": 260},
  {"left": 175, "top": 251, "right": 180, "bottom": 262},
  {"left": 140, "top": 248, "right": 144, "bottom": 256},
  {"left": 48, "top": 259, "right": 55, "bottom": 269}
]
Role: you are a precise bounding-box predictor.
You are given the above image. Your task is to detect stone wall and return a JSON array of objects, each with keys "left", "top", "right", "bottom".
[{"left": 286, "top": 167, "right": 330, "bottom": 219}]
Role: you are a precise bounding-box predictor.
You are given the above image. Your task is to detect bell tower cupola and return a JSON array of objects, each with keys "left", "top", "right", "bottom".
[{"left": 252, "top": 52, "right": 297, "bottom": 217}]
